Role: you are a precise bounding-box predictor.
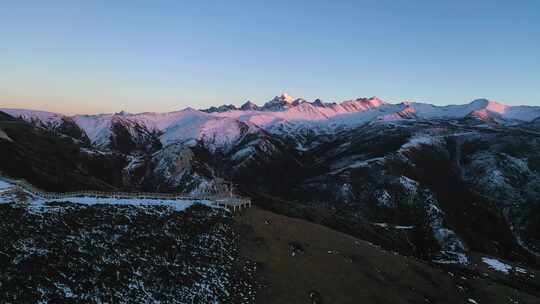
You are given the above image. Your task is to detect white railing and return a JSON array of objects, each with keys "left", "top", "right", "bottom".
[{"left": 0, "top": 174, "right": 251, "bottom": 211}]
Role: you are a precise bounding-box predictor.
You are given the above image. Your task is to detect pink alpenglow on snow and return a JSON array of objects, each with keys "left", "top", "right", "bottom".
[{"left": 3, "top": 95, "right": 540, "bottom": 151}]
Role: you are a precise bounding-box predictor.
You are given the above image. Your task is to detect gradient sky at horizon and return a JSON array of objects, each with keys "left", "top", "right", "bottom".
[{"left": 1, "top": 0, "right": 539, "bottom": 114}]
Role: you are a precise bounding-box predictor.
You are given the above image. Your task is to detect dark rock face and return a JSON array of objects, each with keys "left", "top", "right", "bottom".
[
  {"left": 215, "top": 120, "right": 540, "bottom": 267},
  {"left": 141, "top": 143, "right": 220, "bottom": 193},
  {"left": 55, "top": 117, "right": 91, "bottom": 145},
  {"left": 109, "top": 117, "right": 162, "bottom": 154},
  {"left": 0, "top": 203, "right": 257, "bottom": 303},
  {"left": 202, "top": 104, "right": 239, "bottom": 113},
  {"left": 240, "top": 101, "right": 260, "bottom": 111},
  {"left": 110, "top": 120, "right": 137, "bottom": 154},
  {"left": 0, "top": 111, "right": 16, "bottom": 121},
  {"left": 0, "top": 113, "right": 127, "bottom": 192}
]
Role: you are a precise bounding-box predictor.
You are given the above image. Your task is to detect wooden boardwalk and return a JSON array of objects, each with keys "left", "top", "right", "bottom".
[{"left": 0, "top": 175, "right": 252, "bottom": 212}]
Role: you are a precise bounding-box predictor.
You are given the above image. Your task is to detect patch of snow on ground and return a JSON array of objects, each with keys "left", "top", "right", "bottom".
[
  {"left": 0, "top": 179, "right": 216, "bottom": 212},
  {"left": 400, "top": 176, "right": 419, "bottom": 194},
  {"left": 3, "top": 187, "right": 216, "bottom": 213},
  {"left": 426, "top": 194, "right": 470, "bottom": 265},
  {"left": 231, "top": 146, "right": 256, "bottom": 161},
  {"left": 124, "top": 155, "right": 145, "bottom": 172},
  {"left": 80, "top": 148, "right": 112, "bottom": 156},
  {"left": 0, "top": 192, "right": 16, "bottom": 204},
  {"left": 482, "top": 257, "right": 512, "bottom": 274},
  {"left": 395, "top": 225, "right": 414, "bottom": 230},
  {"left": 0, "top": 129, "right": 13, "bottom": 142},
  {"left": 487, "top": 169, "right": 507, "bottom": 186},
  {"left": 37, "top": 197, "right": 212, "bottom": 212},
  {"left": 504, "top": 154, "right": 530, "bottom": 173},
  {"left": 433, "top": 252, "right": 470, "bottom": 265},
  {"left": 329, "top": 156, "right": 384, "bottom": 173},
  {"left": 337, "top": 183, "right": 354, "bottom": 203},
  {"left": 295, "top": 142, "right": 308, "bottom": 151},
  {"left": 399, "top": 134, "right": 444, "bottom": 152},
  {"left": 373, "top": 223, "right": 414, "bottom": 230},
  {"left": 0, "top": 180, "right": 12, "bottom": 190},
  {"left": 0, "top": 181, "right": 21, "bottom": 204},
  {"left": 375, "top": 190, "right": 392, "bottom": 208}
]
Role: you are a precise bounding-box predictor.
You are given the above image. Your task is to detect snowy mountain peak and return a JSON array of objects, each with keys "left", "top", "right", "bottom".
[
  {"left": 480, "top": 100, "right": 507, "bottom": 114},
  {"left": 312, "top": 99, "right": 325, "bottom": 107},
  {"left": 467, "top": 98, "right": 502, "bottom": 111},
  {"left": 292, "top": 98, "right": 307, "bottom": 106},
  {"left": 240, "top": 101, "right": 259, "bottom": 111},
  {"left": 183, "top": 107, "right": 205, "bottom": 114},
  {"left": 262, "top": 93, "right": 298, "bottom": 111},
  {"left": 278, "top": 93, "right": 294, "bottom": 103},
  {"left": 201, "top": 104, "right": 238, "bottom": 113},
  {"left": 115, "top": 110, "right": 131, "bottom": 116},
  {"left": 339, "top": 97, "right": 386, "bottom": 112},
  {"left": 365, "top": 96, "right": 385, "bottom": 106},
  {"left": 469, "top": 98, "right": 490, "bottom": 106}
]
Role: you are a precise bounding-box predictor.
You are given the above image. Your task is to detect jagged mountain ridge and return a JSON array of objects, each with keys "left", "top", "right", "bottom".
[{"left": 3, "top": 95, "right": 540, "bottom": 151}]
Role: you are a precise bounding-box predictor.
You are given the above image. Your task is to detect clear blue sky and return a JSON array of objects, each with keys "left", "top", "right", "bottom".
[{"left": 1, "top": 0, "right": 539, "bottom": 114}]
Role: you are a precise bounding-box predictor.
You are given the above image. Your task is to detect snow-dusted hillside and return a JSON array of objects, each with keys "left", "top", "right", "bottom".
[
  {"left": 0, "top": 198, "right": 256, "bottom": 303},
  {"left": 3, "top": 95, "right": 540, "bottom": 283}
]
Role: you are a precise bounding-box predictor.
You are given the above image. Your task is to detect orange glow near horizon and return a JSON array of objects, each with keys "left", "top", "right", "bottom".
[
  {"left": 0, "top": 95, "right": 193, "bottom": 116},
  {"left": 0, "top": 98, "right": 111, "bottom": 115}
]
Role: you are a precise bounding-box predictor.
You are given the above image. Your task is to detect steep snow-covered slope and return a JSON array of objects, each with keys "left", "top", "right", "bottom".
[
  {"left": 72, "top": 111, "right": 184, "bottom": 147},
  {"left": 72, "top": 108, "right": 259, "bottom": 151},
  {"left": 72, "top": 113, "right": 117, "bottom": 147},
  {"left": 157, "top": 109, "right": 258, "bottom": 150}
]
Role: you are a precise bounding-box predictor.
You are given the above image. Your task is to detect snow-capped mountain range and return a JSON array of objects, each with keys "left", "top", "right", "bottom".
[
  {"left": 2, "top": 93, "right": 540, "bottom": 272},
  {"left": 2, "top": 93, "right": 539, "bottom": 150}
]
